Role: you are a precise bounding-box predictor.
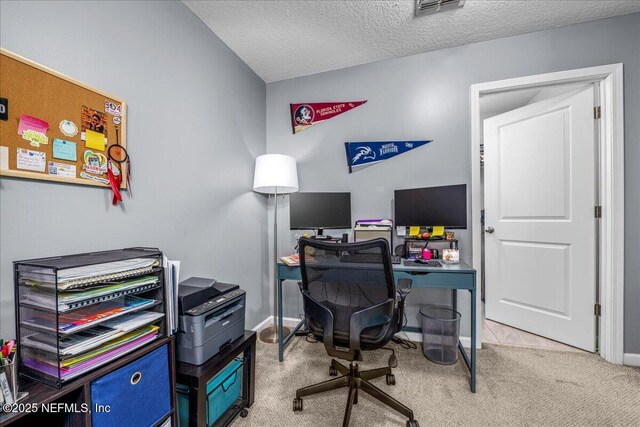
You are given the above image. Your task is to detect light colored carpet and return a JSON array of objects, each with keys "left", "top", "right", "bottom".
[{"left": 237, "top": 337, "right": 640, "bottom": 426}]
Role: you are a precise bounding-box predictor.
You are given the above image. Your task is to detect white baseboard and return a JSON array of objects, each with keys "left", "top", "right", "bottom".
[
  {"left": 397, "top": 330, "right": 474, "bottom": 349},
  {"left": 623, "top": 353, "right": 640, "bottom": 367},
  {"left": 251, "top": 316, "right": 301, "bottom": 332},
  {"left": 253, "top": 316, "right": 478, "bottom": 349}
]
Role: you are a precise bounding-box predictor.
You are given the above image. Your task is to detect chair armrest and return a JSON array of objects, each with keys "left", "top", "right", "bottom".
[
  {"left": 349, "top": 298, "right": 395, "bottom": 352},
  {"left": 300, "top": 290, "right": 335, "bottom": 351}
]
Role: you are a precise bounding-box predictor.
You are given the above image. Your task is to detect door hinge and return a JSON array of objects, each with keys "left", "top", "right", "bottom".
[
  {"left": 594, "top": 303, "right": 601, "bottom": 317},
  {"left": 594, "top": 106, "right": 601, "bottom": 119},
  {"left": 595, "top": 206, "right": 602, "bottom": 218}
]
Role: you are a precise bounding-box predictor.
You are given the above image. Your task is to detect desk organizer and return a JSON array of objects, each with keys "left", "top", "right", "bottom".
[{"left": 14, "top": 247, "right": 167, "bottom": 388}]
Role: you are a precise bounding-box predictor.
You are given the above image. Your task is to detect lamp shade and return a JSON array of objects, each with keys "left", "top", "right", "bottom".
[{"left": 253, "top": 154, "right": 299, "bottom": 194}]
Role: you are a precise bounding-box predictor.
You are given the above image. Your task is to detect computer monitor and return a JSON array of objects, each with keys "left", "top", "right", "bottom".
[
  {"left": 289, "top": 192, "right": 352, "bottom": 236},
  {"left": 394, "top": 184, "right": 467, "bottom": 229}
]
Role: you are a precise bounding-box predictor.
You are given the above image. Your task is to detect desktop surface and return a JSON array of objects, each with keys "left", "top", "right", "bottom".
[{"left": 278, "top": 258, "right": 475, "bottom": 273}]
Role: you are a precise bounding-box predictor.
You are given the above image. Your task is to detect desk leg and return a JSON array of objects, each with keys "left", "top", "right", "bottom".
[
  {"left": 278, "top": 278, "right": 284, "bottom": 362},
  {"left": 452, "top": 289, "right": 457, "bottom": 312},
  {"left": 471, "top": 286, "right": 477, "bottom": 393},
  {"left": 248, "top": 338, "right": 256, "bottom": 407}
]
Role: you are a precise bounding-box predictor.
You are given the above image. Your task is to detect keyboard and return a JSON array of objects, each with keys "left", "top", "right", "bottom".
[
  {"left": 403, "top": 260, "right": 442, "bottom": 268},
  {"left": 339, "top": 254, "right": 402, "bottom": 264}
]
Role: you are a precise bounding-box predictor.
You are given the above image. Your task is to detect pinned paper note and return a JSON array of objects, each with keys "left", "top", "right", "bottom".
[
  {"left": 80, "top": 171, "right": 109, "bottom": 185},
  {"left": 85, "top": 129, "right": 105, "bottom": 151},
  {"left": 0, "top": 98, "right": 7, "bottom": 121},
  {"left": 48, "top": 161, "right": 76, "bottom": 178},
  {"left": 81, "top": 106, "right": 108, "bottom": 138},
  {"left": 83, "top": 150, "right": 107, "bottom": 175},
  {"left": 104, "top": 100, "right": 122, "bottom": 116},
  {"left": 59, "top": 120, "right": 79, "bottom": 137},
  {"left": 0, "top": 146, "right": 8, "bottom": 170},
  {"left": 432, "top": 226, "right": 445, "bottom": 237},
  {"left": 53, "top": 139, "right": 77, "bottom": 161},
  {"left": 22, "top": 130, "right": 49, "bottom": 147},
  {"left": 17, "top": 148, "right": 46, "bottom": 172},
  {"left": 409, "top": 226, "right": 420, "bottom": 236},
  {"left": 18, "top": 114, "right": 49, "bottom": 136}
]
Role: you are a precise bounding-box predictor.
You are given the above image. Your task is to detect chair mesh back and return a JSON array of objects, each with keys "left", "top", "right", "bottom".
[{"left": 298, "top": 238, "right": 394, "bottom": 336}]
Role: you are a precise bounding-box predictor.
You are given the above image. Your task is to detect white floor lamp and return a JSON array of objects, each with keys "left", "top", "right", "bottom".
[{"left": 253, "top": 154, "right": 299, "bottom": 343}]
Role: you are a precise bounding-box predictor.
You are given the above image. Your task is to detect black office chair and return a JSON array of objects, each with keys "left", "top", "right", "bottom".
[{"left": 293, "top": 238, "right": 418, "bottom": 427}]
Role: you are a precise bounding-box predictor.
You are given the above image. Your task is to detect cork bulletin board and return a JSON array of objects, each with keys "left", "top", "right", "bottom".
[{"left": 0, "top": 48, "right": 127, "bottom": 188}]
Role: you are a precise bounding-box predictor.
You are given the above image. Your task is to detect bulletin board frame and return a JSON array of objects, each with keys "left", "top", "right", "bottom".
[{"left": 0, "top": 48, "right": 127, "bottom": 188}]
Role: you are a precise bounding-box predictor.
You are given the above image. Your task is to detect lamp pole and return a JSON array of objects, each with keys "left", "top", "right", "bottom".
[
  {"left": 253, "top": 154, "right": 297, "bottom": 344},
  {"left": 273, "top": 187, "right": 278, "bottom": 330}
]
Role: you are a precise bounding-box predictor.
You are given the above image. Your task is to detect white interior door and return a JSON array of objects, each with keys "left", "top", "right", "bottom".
[{"left": 484, "top": 86, "right": 596, "bottom": 351}]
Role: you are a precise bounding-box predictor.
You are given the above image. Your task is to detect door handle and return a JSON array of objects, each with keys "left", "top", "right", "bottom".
[{"left": 485, "top": 227, "right": 495, "bottom": 233}]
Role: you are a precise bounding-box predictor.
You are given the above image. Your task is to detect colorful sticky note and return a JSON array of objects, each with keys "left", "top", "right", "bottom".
[
  {"left": 18, "top": 114, "right": 49, "bottom": 136},
  {"left": 432, "top": 226, "right": 445, "bottom": 236},
  {"left": 409, "top": 226, "right": 420, "bottom": 236},
  {"left": 85, "top": 129, "right": 105, "bottom": 151},
  {"left": 53, "top": 139, "right": 77, "bottom": 161}
]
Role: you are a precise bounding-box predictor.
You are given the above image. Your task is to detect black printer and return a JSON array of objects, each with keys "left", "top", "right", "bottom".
[{"left": 176, "top": 277, "right": 246, "bottom": 365}]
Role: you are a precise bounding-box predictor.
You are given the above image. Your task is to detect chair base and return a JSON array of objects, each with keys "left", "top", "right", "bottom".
[{"left": 293, "top": 359, "right": 417, "bottom": 427}]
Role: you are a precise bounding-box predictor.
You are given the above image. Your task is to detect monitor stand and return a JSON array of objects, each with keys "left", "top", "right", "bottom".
[{"left": 312, "top": 229, "right": 333, "bottom": 240}]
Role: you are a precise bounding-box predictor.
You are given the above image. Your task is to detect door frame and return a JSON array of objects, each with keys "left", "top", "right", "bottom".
[{"left": 470, "top": 64, "right": 625, "bottom": 364}]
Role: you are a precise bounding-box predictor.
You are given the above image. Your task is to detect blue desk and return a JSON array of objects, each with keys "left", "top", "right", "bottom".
[{"left": 277, "top": 260, "right": 477, "bottom": 393}]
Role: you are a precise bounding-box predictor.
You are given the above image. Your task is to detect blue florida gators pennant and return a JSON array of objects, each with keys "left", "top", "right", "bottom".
[{"left": 344, "top": 140, "right": 432, "bottom": 173}]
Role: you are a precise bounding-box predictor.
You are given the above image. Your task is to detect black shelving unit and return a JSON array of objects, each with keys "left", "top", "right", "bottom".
[
  {"left": 404, "top": 238, "right": 458, "bottom": 259},
  {"left": 176, "top": 331, "right": 256, "bottom": 427},
  {"left": 14, "top": 247, "right": 168, "bottom": 388}
]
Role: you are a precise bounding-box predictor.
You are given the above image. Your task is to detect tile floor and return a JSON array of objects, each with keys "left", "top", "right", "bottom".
[{"left": 482, "top": 317, "right": 586, "bottom": 352}]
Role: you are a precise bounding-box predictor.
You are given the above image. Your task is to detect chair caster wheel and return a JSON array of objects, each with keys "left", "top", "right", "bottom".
[
  {"left": 386, "top": 373, "right": 396, "bottom": 385},
  {"left": 329, "top": 365, "right": 337, "bottom": 376},
  {"left": 407, "top": 420, "right": 419, "bottom": 427},
  {"left": 240, "top": 408, "right": 248, "bottom": 418},
  {"left": 293, "top": 397, "right": 303, "bottom": 412}
]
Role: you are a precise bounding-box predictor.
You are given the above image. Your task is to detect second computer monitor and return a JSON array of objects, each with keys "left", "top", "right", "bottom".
[
  {"left": 289, "top": 192, "right": 352, "bottom": 236},
  {"left": 394, "top": 184, "right": 467, "bottom": 229}
]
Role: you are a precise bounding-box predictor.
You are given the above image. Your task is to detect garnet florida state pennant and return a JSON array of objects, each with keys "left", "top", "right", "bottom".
[{"left": 290, "top": 101, "right": 367, "bottom": 134}]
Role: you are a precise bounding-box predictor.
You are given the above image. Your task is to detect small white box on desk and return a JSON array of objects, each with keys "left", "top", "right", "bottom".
[{"left": 353, "top": 219, "right": 393, "bottom": 247}]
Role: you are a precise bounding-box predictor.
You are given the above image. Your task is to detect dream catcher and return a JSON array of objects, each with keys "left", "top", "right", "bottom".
[{"left": 107, "top": 117, "right": 131, "bottom": 205}]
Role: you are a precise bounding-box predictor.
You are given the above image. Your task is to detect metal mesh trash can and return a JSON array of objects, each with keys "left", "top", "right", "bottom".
[{"left": 419, "top": 305, "right": 461, "bottom": 365}]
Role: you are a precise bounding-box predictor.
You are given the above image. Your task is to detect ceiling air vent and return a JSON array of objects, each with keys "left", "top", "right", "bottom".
[{"left": 415, "top": 0, "right": 465, "bottom": 16}]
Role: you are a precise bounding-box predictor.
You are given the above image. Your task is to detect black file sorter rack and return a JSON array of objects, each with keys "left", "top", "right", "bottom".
[{"left": 14, "top": 247, "right": 167, "bottom": 388}]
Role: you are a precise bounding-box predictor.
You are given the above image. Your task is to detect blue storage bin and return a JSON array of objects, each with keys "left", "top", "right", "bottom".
[
  {"left": 177, "top": 358, "right": 243, "bottom": 427},
  {"left": 91, "top": 345, "right": 171, "bottom": 427}
]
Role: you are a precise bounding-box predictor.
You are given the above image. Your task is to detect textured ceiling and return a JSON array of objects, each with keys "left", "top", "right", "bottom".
[{"left": 184, "top": 0, "right": 640, "bottom": 83}]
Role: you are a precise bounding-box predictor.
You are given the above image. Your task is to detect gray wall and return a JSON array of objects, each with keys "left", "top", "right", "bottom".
[
  {"left": 0, "top": 0, "right": 270, "bottom": 337},
  {"left": 266, "top": 13, "right": 640, "bottom": 353}
]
